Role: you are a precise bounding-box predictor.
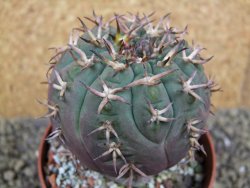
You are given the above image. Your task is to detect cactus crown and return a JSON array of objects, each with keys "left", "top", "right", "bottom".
[{"left": 42, "top": 12, "right": 218, "bottom": 187}]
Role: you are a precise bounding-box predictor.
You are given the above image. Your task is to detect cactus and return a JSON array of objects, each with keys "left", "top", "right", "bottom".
[{"left": 42, "top": 12, "right": 218, "bottom": 187}]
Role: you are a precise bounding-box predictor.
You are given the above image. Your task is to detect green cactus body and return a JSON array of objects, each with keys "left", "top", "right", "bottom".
[{"left": 45, "top": 12, "right": 215, "bottom": 186}]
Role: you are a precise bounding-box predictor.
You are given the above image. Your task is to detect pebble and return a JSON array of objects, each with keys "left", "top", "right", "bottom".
[
  {"left": 238, "top": 165, "right": 247, "bottom": 174},
  {"left": 3, "top": 170, "right": 15, "bottom": 181},
  {"left": 194, "top": 173, "right": 203, "bottom": 182},
  {"left": 14, "top": 160, "right": 25, "bottom": 172},
  {"left": 24, "top": 167, "right": 33, "bottom": 177}
]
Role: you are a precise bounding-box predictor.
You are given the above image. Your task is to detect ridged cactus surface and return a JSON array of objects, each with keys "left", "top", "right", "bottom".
[{"left": 43, "top": 12, "right": 216, "bottom": 186}]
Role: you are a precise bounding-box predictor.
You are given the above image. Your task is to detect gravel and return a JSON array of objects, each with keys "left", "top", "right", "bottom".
[
  {"left": 0, "top": 108, "right": 249, "bottom": 188},
  {"left": 0, "top": 117, "right": 48, "bottom": 188},
  {"left": 208, "top": 108, "right": 250, "bottom": 188}
]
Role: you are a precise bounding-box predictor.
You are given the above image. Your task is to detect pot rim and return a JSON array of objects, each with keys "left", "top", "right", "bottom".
[{"left": 38, "top": 125, "right": 52, "bottom": 188}]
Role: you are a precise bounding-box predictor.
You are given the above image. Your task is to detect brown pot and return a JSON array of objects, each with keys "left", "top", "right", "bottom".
[{"left": 38, "top": 125, "right": 216, "bottom": 188}]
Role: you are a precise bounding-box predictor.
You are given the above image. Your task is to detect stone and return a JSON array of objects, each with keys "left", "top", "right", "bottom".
[
  {"left": 195, "top": 173, "right": 204, "bottom": 182},
  {"left": 3, "top": 170, "right": 15, "bottom": 181},
  {"left": 23, "top": 167, "right": 33, "bottom": 177},
  {"left": 14, "top": 160, "right": 25, "bottom": 172}
]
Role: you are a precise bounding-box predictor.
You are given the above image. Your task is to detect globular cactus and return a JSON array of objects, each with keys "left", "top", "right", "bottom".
[{"left": 42, "top": 12, "right": 218, "bottom": 187}]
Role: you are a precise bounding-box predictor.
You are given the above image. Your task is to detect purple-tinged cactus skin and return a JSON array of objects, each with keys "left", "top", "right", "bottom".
[{"left": 43, "top": 12, "right": 218, "bottom": 187}]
